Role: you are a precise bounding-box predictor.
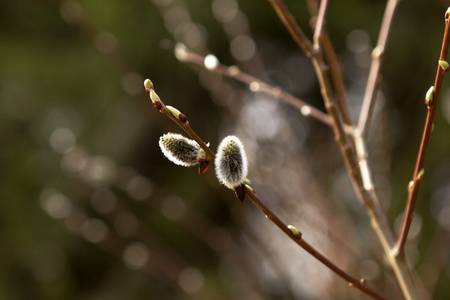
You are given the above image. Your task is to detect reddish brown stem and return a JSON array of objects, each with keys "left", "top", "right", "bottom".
[
  {"left": 266, "top": 1, "right": 421, "bottom": 298},
  {"left": 267, "top": 0, "right": 315, "bottom": 56},
  {"left": 244, "top": 188, "right": 389, "bottom": 300},
  {"left": 312, "top": 0, "right": 329, "bottom": 49},
  {"left": 146, "top": 82, "right": 388, "bottom": 300},
  {"left": 174, "top": 46, "right": 355, "bottom": 133},
  {"left": 393, "top": 8, "right": 450, "bottom": 257},
  {"left": 305, "top": 0, "right": 353, "bottom": 126}
]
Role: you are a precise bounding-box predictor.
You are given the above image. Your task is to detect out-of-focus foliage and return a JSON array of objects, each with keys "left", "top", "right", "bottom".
[{"left": 1, "top": 0, "right": 450, "bottom": 299}]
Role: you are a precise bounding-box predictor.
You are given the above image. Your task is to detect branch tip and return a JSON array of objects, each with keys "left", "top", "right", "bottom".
[{"left": 144, "top": 78, "right": 153, "bottom": 91}]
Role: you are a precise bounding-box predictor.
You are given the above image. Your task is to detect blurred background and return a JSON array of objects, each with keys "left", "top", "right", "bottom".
[{"left": 1, "top": 0, "right": 450, "bottom": 299}]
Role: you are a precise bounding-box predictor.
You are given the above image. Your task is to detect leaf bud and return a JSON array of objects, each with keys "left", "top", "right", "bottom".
[
  {"left": 416, "top": 169, "right": 425, "bottom": 181},
  {"left": 143, "top": 78, "right": 153, "bottom": 92},
  {"left": 408, "top": 180, "right": 414, "bottom": 192},
  {"left": 287, "top": 225, "right": 301, "bottom": 239},
  {"left": 150, "top": 89, "right": 164, "bottom": 109},
  {"left": 425, "top": 86, "right": 434, "bottom": 106},
  {"left": 439, "top": 60, "right": 449, "bottom": 72},
  {"left": 165, "top": 105, "right": 187, "bottom": 123}
]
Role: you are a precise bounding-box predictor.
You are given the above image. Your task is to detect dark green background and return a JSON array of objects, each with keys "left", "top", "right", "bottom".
[{"left": 1, "top": 0, "right": 449, "bottom": 299}]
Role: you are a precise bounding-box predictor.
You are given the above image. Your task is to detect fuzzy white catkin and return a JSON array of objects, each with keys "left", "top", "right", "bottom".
[
  {"left": 159, "top": 133, "right": 201, "bottom": 167},
  {"left": 215, "top": 136, "right": 248, "bottom": 188}
]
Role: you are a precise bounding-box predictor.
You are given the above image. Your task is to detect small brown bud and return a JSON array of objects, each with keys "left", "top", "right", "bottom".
[
  {"left": 234, "top": 184, "right": 246, "bottom": 203},
  {"left": 153, "top": 101, "right": 163, "bottom": 110},
  {"left": 179, "top": 112, "right": 188, "bottom": 123},
  {"left": 198, "top": 158, "right": 210, "bottom": 175}
]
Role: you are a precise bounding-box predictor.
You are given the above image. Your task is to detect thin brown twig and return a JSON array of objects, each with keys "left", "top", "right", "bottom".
[
  {"left": 357, "top": 0, "right": 402, "bottom": 135},
  {"left": 312, "top": 0, "right": 329, "bottom": 50},
  {"left": 305, "top": 0, "right": 353, "bottom": 126},
  {"left": 267, "top": 0, "right": 315, "bottom": 56},
  {"left": 393, "top": 7, "right": 450, "bottom": 257},
  {"left": 171, "top": 43, "right": 355, "bottom": 133},
  {"left": 244, "top": 188, "right": 389, "bottom": 300},
  {"left": 322, "top": 30, "right": 354, "bottom": 125},
  {"left": 144, "top": 81, "right": 389, "bottom": 300},
  {"left": 266, "top": 1, "right": 421, "bottom": 299}
]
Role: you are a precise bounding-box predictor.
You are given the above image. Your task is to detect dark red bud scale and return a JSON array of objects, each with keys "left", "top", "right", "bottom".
[
  {"left": 234, "top": 184, "right": 246, "bottom": 203},
  {"left": 179, "top": 112, "right": 188, "bottom": 123},
  {"left": 198, "top": 159, "right": 210, "bottom": 175},
  {"left": 153, "top": 101, "right": 163, "bottom": 110}
]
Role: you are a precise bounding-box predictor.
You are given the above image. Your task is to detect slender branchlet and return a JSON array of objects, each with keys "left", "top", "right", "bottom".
[
  {"left": 268, "top": 1, "right": 421, "bottom": 299},
  {"left": 438, "top": 59, "right": 449, "bottom": 71},
  {"left": 146, "top": 83, "right": 389, "bottom": 299},
  {"left": 394, "top": 8, "right": 450, "bottom": 258},
  {"left": 170, "top": 43, "right": 356, "bottom": 133},
  {"left": 312, "top": 0, "right": 329, "bottom": 50},
  {"left": 143, "top": 79, "right": 216, "bottom": 162},
  {"left": 357, "top": 0, "right": 402, "bottom": 134},
  {"left": 305, "top": 0, "right": 353, "bottom": 127}
]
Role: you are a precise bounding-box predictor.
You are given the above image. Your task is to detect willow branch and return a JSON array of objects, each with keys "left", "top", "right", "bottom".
[
  {"left": 267, "top": 0, "right": 315, "bottom": 56},
  {"left": 144, "top": 81, "right": 389, "bottom": 300},
  {"left": 244, "top": 188, "right": 388, "bottom": 300},
  {"left": 312, "top": 0, "right": 329, "bottom": 50},
  {"left": 266, "top": 1, "right": 421, "bottom": 299},
  {"left": 357, "top": 0, "right": 402, "bottom": 134},
  {"left": 393, "top": 7, "right": 450, "bottom": 257},
  {"left": 172, "top": 44, "right": 355, "bottom": 133},
  {"left": 306, "top": 0, "right": 353, "bottom": 126}
]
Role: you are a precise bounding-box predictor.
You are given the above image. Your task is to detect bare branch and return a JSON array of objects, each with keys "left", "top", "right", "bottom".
[
  {"left": 267, "top": 0, "right": 315, "bottom": 56},
  {"left": 306, "top": 0, "right": 353, "bottom": 126},
  {"left": 172, "top": 44, "right": 355, "bottom": 132},
  {"left": 144, "top": 81, "right": 389, "bottom": 299},
  {"left": 357, "top": 0, "right": 402, "bottom": 134},
  {"left": 244, "top": 188, "right": 389, "bottom": 300},
  {"left": 393, "top": 7, "right": 450, "bottom": 257},
  {"left": 312, "top": 0, "right": 329, "bottom": 50},
  {"left": 266, "top": 1, "right": 421, "bottom": 298}
]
